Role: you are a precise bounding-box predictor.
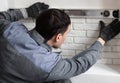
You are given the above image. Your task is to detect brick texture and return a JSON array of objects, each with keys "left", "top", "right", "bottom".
[{"left": 23, "top": 17, "right": 120, "bottom": 65}]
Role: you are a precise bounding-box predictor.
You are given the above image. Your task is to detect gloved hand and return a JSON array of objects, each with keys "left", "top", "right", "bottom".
[
  {"left": 99, "top": 19, "right": 120, "bottom": 42},
  {"left": 26, "top": 2, "right": 49, "bottom": 18}
]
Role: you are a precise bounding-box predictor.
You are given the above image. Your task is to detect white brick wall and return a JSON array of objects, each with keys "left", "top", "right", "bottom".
[
  {"left": 62, "top": 17, "right": 120, "bottom": 65},
  {"left": 21, "top": 17, "right": 120, "bottom": 65}
]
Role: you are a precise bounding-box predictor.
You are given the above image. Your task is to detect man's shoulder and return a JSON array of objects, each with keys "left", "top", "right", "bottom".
[{"left": 3, "top": 21, "right": 27, "bottom": 33}]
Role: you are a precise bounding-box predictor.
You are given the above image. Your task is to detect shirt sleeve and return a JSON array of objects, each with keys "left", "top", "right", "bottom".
[
  {"left": 46, "top": 41, "right": 103, "bottom": 81},
  {"left": 0, "top": 9, "right": 24, "bottom": 34},
  {"left": 0, "top": 9, "right": 24, "bottom": 21}
]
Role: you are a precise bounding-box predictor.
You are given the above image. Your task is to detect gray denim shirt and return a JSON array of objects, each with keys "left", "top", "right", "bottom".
[{"left": 0, "top": 9, "right": 103, "bottom": 83}]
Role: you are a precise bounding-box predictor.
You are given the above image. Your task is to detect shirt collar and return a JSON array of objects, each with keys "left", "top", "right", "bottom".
[{"left": 29, "top": 29, "right": 52, "bottom": 52}]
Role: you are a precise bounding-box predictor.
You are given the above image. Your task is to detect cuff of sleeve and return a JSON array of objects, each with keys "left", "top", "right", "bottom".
[
  {"left": 20, "top": 8, "right": 28, "bottom": 18},
  {"left": 91, "top": 41, "right": 104, "bottom": 51}
]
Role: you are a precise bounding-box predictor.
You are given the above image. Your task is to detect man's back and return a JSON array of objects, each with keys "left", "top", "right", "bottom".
[{"left": 0, "top": 20, "right": 52, "bottom": 82}]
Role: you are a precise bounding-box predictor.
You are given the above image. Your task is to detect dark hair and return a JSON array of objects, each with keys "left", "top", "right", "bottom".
[{"left": 35, "top": 9, "right": 71, "bottom": 41}]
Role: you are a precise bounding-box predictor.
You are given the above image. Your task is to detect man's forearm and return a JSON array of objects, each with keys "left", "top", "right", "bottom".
[
  {"left": 46, "top": 41, "right": 103, "bottom": 81},
  {"left": 0, "top": 9, "right": 24, "bottom": 21}
]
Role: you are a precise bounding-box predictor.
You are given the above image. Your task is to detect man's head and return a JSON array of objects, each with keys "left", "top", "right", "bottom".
[{"left": 35, "top": 9, "right": 71, "bottom": 48}]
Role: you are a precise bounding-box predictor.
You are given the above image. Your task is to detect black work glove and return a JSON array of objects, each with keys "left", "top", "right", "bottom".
[
  {"left": 8, "top": 2, "right": 49, "bottom": 19},
  {"left": 99, "top": 19, "right": 120, "bottom": 42},
  {"left": 26, "top": 2, "right": 49, "bottom": 18}
]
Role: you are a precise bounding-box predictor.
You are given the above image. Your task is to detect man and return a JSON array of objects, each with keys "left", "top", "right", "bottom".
[{"left": 0, "top": 2, "right": 120, "bottom": 83}]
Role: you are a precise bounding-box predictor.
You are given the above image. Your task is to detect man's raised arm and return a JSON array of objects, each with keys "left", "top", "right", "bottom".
[{"left": 0, "top": 2, "right": 49, "bottom": 21}]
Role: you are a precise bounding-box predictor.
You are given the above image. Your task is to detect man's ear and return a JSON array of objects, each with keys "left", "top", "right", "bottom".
[{"left": 55, "top": 33, "right": 62, "bottom": 42}]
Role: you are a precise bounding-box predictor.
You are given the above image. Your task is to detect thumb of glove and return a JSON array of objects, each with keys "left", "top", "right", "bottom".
[
  {"left": 98, "top": 20, "right": 106, "bottom": 37},
  {"left": 99, "top": 21, "right": 105, "bottom": 34}
]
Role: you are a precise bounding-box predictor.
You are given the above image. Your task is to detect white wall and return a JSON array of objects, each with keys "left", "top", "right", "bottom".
[
  {"left": 1, "top": 0, "right": 120, "bottom": 10},
  {"left": 4, "top": 0, "right": 120, "bottom": 9},
  {"left": 61, "top": 17, "right": 120, "bottom": 65},
  {"left": 0, "top": 0, "right": 8, "bottom": 11}
]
